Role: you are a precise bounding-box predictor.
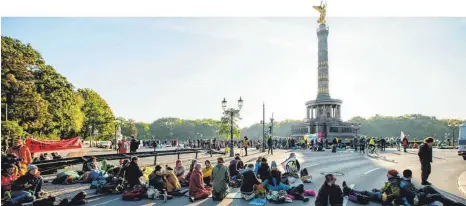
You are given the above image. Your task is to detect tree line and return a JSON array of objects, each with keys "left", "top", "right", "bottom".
[{"left": 2, "top": 36, "right": 463, "bottom": 142}]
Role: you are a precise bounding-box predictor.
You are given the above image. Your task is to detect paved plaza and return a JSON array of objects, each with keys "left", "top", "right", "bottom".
[{"left": 42, "top": 147, "right": 466, "bottom": 206}]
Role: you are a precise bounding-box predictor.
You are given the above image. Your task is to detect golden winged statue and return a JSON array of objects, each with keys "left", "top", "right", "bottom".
[{"left": 313, "top": 0, "right": 327, "bottom": 24}]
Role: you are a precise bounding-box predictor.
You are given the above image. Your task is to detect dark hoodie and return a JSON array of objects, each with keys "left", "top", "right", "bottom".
[
  {"left": 257, "top": 162, "right": 270, "bottom": 182},
  {"left": 315, "top": 183, "right": 343, "bottom": 206},
  {"left": 418, "top": 142, "right": 432, "bottom": 163},
  {"left": 400, "top": 178, "right": 419, "bottom": 205},
  {"left": 229, "top": 160, "right": 239, "bottom": 177},
  {"left": 125, "top": 161, "right": 143, "bottom": 187}
]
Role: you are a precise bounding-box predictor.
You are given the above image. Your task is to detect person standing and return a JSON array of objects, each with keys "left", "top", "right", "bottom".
[
  {"left": 418, "top": 137, "right": 434, "bottom": 185},
  {"left": 402, "top": 136, "right": 409, "bottom": 153},
  {"left": 353, "top": 137, "right": 359, "bottom": 152},
  {"left": 130, "top": 136, "right": 139, "bottom": 153},
  {"left": 7, "top": 139, "right": 32, "bottom": 166},
  {"left": 243, "top": 136, "right": 249, "bottom": 156},
  {"left": 118, "top": 137, "right": 129, "bottom": 165},
  {"left": 396, "top": 137, "right": 401, "bottom": 151},
  {"left": 381, "top": 138, "right": 386, "bottom": 151},
  {"left": 359, "top": 137, "right": 366, "bottom": 154},
  {"left": 267, "top": 137, "right": 273, "bottom": 155}
]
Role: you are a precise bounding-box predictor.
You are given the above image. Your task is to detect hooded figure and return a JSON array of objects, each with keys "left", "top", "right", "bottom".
[
  {"left": 188, "top": 164, "right": 210, "bottom": 202},
  {"left": 165, "top": 167, "right": 181, "bottom": 192}
]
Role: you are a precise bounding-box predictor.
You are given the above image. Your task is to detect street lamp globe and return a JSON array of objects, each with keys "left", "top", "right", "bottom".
[
  {"left": 222, "top": 98, "right": 227, "bottom": 110},
  {"left": 238, "top": 97, "right": 243, "bottom": 110}
]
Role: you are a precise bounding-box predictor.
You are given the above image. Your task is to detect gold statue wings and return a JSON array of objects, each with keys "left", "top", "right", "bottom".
[{"left": 313, "top": 0, "right": 327, "bottom": 24}]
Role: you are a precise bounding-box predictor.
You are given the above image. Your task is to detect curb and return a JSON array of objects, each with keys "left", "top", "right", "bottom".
[{"left": 458, "top": 171, "right": 466, "bottom": 196}]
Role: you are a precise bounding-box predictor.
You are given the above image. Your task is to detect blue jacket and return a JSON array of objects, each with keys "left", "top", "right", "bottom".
[{"left": 400, "top": 178, "right": 418, "bottom": 206}]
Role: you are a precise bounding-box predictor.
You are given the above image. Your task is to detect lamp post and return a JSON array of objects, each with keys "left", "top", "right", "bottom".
[
  {"left": 351, "top": 123, "right": 362, "bottom": 139},
  {"left": 262, "top": 103, "right": 265, "bottom": 152},
  {"left": 221, "top": 97, "right": 243, "bottom": 157},
  {"left": 448, "top": 123, "right": 460, "bottom": 146}
]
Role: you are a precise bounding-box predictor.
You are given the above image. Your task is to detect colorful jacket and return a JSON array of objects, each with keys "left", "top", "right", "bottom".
[{"left": 380, "top": 176, "right": 401, "bottom": 200}]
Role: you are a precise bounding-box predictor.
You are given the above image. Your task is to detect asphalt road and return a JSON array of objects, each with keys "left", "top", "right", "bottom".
[{"left": 57, "top": 148, "right": 466, "bottom": 206}]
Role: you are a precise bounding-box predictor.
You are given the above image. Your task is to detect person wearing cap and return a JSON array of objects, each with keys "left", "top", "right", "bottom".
[
  {"left": 10, "top": 165, "right": 46, "bottom": 202},
  {"left": 418, "top": 137, "right": 434, "bottom": 185},
  {"left": 400, "top": 169, "right": 465, "bottom": 206},
  {"left": 342, "top": 169, "right": 401, "bottom": 205},
  {"left": 7, "top": 139, "right": 32, "bottom": 165},
  {"left": 212, "top": 157, "right": 229, "bottom": 201}
]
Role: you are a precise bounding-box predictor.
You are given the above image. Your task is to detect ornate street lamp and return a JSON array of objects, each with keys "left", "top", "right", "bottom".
[
  {"left": 222, "top": 97, "right": 243, "bottom": 157},
  {"left": 351, "top": 123, "right": 362, "bottom": 139}
]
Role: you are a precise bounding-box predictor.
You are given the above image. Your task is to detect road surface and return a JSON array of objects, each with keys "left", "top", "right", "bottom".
[{"left": 45, "top": 148, "right": 466, "bottom": 206}]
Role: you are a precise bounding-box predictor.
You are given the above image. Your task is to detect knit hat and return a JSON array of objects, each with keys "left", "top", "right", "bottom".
[
  {"left": 27, "top": 164, "right": 38, "bottom": 172},
  {"left": 387, "top": 169, "right": 398, "bottom": 177},
  {"left": 271, "top": 161, "right": 277, "bottom": 168}
]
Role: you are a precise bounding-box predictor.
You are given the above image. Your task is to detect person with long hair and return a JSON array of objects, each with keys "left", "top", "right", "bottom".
[
  {"left": 185, "top": 159, "right": 197, "bottom": 184},
  {"left": 315, "top": 174, "right": 343, "bottom": 206},
  {"left": 202, "top": 160, "right": 213, "bottom": 187},
  {"left": 125, "top": 156, "right": 143, "bottom": 188},
  {"left": 263, "top": 161, "right": 289, "bottom": 192}
]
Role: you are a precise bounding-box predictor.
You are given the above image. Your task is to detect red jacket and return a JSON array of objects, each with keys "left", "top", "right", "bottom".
[
  {"left": 402, "top": 138, "right": 409, "bottom": 146},
  {"left": 7, "top": 146, "right": 32, "bottom": 165},
  {"left": 189, "top": 170, "right": 205, "bottom": 195},
  {"left": 118, "top": 140, "right": 129, "bottom": 153},
  {"left": 1, "top": 174, "right": 18, "bottom": 192}
]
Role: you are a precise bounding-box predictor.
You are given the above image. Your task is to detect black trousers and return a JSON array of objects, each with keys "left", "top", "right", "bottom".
[
  {"left": 244, "top": 147, "right": 248, "bottom": 156},
  {"left": 268, "top": 146, "right": 273, "bottom": 155},
  {"left": 421, "top": 161, "right": 431, "bottom": 182},
  {"left": 360, "top": 145, "right": 365, "bottom": 153},
  {"left": 419, "top": 186, "right": 462, "bottom": 206}
]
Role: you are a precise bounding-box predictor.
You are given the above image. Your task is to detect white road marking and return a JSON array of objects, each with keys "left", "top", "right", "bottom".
[
  {"left": 343, "top": 184, "right": 355, "bottom": 206},
  {"left": 90, "top": 198, "right": 119, "bottom": 206},
  {"left": 308, "top": 163, "right": 320, "bottom": 167},
  {"left": 364, "top": 168, "right": 380, "bottom": 174}
]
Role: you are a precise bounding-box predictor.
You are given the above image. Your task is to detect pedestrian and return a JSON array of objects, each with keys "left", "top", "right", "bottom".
[
  {"left": 381, "top": 138, "right": 386, "bottom": 151},
  {"left": 418, "top": 137, "right": 434, "bottom": 185},
  {"left": 267, "top": 137, "right": 273, "bottom": 155},
  {"left": 396, "top": 137, "right": 401, "bottom": 151},
  {"left": 117, "top": 137, "right": 129, "bottom": 165},
  {"left": 130, "top": 136, "right": 139, "bottom": 153},
  {"left": 353, "top": 137, "right": 359, "bottom": 152},
  {"left": 402, "top": 137, "right": 409, "bottom": 153},
  {"left": 359, "top": 137, "right": 366, "bottom": 154},
  {"left": 243, "top": 136, "right": 249, "bottom": 156}
]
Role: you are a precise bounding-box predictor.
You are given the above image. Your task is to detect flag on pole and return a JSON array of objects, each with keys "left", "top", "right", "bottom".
[{"left": 400, "top": 131, "right": 405, "bottom": 139}]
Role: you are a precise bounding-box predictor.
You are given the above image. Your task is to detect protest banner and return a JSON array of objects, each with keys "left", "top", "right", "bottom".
[{"left": 25, "top": 137, "right": 82, "bottom": 153}]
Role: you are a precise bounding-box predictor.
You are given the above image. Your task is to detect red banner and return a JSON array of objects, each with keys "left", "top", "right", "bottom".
[{"left": 25, "top": 137, "right": 82, "bottom": 153}]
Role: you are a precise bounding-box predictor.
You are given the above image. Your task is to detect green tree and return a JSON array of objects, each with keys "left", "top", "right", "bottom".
[
  {"left": 1, "top": 36, "right": 49, "bottom": 134},
  {"left": 78, "top": 88, "right": 116, "bottom": 140},
  {"left": 220, "top": 109, "right": 241, "bottom": 140},
  {"left": 118, "top": 117, "right": 138, "bottom": 138},
  {"left": 135, "top": 122, "right": 151, "bottom": 139}
]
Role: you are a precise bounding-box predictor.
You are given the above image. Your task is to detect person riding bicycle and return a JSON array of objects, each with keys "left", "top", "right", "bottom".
[{"left": 368, "top": 138, "right": 376, "bottom": 153}]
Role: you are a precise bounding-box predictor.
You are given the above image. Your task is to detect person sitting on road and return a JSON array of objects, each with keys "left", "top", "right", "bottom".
[
  {"left": 188, "top": 163, "right": 211, "bottom": 202},
  {"left": 229, "top": 159, "right": 240, "bottom": 181},
  {"left": 235, "top": 155, "right": 245, "bottom": 171},
  {"left": 315, "top": 174, "right": 344, "bottom": 206},
  {"left": 174, "top": 160, "right": 186, "bottom": 183},
  {"left": 342, "top": 169, "right": 401, "bottom": 205},
  {"left": 254, "top": 156, "right": 262, "bottom": 175},
  {"left": 240, "top": 164, "right": 261, "bottom": 199},
  {"left": 400, "top": 169, "right": 465, "bottom": 206},
  {"left": 202, "top": 160, "right": 213, "bottom": 187},
  {"left": 285, "top": 163, "right": 309, "bottom": 202},
  {"left": 263, "top": 162, "right": 290, "bottom": 192},
  {"left": 149, "top": 165, "right": 165, "bottom": 193},
  {"left": 185, "top": 159, "right": 197, "bottom": 184},
  {"left": 282, "top": 153, "right": 301, "bottom": 174},
  {"left": 212, "top": 157, "right": 229, "bottom": 201},
  {"left": 257, "top": 157, "right": 271, "bottom": 183},
  {"left": 1, "top": 164, "right": 19, "bottom": 195},
  {"left": 7, "top": 165, "right": 47, "bottom": 205},
  {"left": 125, "top": 156, "right": 143, "bottom": 189},
  {"left": 164, "top": 166, "right": 181, "bottom": 194}
]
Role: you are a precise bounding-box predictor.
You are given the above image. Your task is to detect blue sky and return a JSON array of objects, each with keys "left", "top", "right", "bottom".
[{"left": 2, "top": 18, "right": 466, "bottom": 126}]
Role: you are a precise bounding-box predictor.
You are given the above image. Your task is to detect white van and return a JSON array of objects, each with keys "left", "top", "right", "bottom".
[{"left": 458, "top": 123, "right": 466, "bottom": 160}]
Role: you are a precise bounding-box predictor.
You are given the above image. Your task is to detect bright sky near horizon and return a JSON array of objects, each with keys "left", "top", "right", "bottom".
[{"left": 1, "top": 17, "right": 466, "bottom": 127}]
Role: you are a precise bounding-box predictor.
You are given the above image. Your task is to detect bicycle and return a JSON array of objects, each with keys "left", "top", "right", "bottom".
[{"left": 367, "top": 144, "right": 380, "bottom": 156}]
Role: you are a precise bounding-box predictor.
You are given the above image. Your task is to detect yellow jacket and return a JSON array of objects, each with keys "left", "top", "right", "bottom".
[
  {"left": 202, "top": 166, "right": 212, "bottom": 177},
  {"left": 369, "top": 138, "right": 376, "bottom": 145}
]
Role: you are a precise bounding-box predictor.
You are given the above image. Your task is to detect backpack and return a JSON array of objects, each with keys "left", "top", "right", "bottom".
[{"left": 122, "top": 187, "right": 146, "bottom": 201}]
